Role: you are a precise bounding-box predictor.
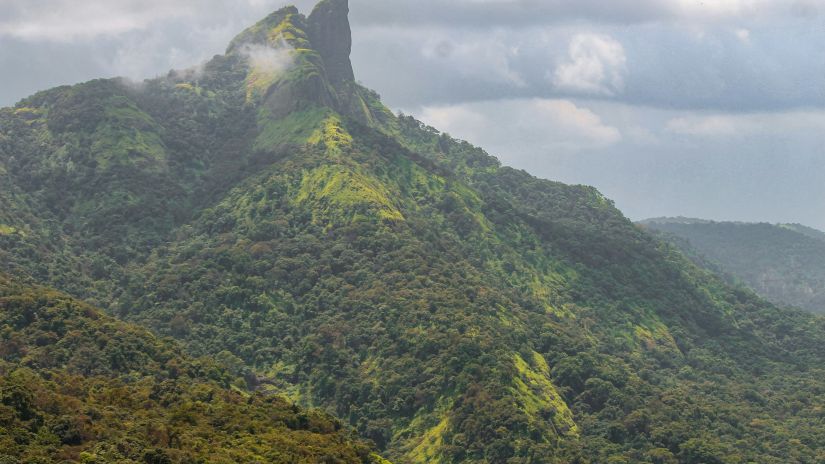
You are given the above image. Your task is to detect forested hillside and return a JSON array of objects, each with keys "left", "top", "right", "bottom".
[
  {"left": 3, "top": 1, "right": 825, "bottom": 463},
  {"left": 0, "top": 275, "right": 385, "bottom": 463},
  {"left": 642, "top": 218, "right": 825, "bottom": 313}
]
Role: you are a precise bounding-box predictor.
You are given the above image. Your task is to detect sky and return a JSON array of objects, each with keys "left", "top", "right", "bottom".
[{"left": 1, "top": 0, "right": 824, "bottom": 230}]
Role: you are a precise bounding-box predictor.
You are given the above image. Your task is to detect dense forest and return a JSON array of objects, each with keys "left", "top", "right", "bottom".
[
  {"left": 642, "top": 218, "right": 825, "bottom": 313},
  {"left": 0, "top": 275, "right": 386, "bottom": 463},
  {"left": 3, "top": 0, "right": 825, "bottom": 462}
]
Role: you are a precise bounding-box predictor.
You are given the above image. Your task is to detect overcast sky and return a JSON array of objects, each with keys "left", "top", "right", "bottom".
[{"left": 2, "top": 0, "right": 824, "bottom": 230}]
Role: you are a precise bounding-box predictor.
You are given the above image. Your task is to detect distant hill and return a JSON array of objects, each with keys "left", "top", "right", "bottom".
[
  {"left": 780, "top": 223, "right": 825, "bottom": 243},
  {"left": 641, "top": 218, "right": 825, "bottom": 313}
]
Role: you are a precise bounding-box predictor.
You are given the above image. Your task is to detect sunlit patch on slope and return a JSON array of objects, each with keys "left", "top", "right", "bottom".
[{"left": 295, "top": 165, "right": 405, "bottom": 224}]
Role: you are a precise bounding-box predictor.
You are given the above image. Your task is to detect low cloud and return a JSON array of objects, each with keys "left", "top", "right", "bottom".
[
  {"left": 553, "top": 34, "right": 627, "bottom": 96},
  {"left": 239, "top": 41, "right": 294, "bottom": 75},
  {"left": 666, "top": 110, "right": 825, "bottom": 137},
  {"left": 417, "top": 98, "right": 621, "bottom": 159}
]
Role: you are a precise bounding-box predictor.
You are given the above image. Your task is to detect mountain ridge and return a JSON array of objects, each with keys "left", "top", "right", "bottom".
[
  {"left": 3, "top": 1, "right": 825, "bottom": 463},
  {"left": 641, "top": 218, "right": 825, "bottom": 314}
]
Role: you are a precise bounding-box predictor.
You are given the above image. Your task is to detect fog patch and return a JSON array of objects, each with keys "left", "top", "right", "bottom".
[{"left": 239, "top": 40, "right": 294, "bottom": 75}]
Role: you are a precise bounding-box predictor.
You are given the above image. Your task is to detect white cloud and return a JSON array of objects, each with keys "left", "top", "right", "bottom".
[
  {"left": 102, "top": 16, "right": 242, "bottom": 81},
  {"left": 0, "top": 1, "right": 192, "bottom": 41},
  {"left": 415, "top": 104, "right": 488, "bottom": 135},
  {"left": 0, "top": 0, "right": 298, "bottom": 41},
  {"left": 537, "top": 99, "right": 623, "bottom": 146},
  {"left": 735, "top": 28, "right": 751, "bottom": 42},
  {"left": 2, "top": 0, "right": 823, "bottom": 44},
  {"left": 553, "top": 34, "right": 627, "bottom": 96},
  {"left": 417, "top": 98, "right": 621, "bottom": 157},
  {"left": 666, "top": 110, "right": 825, "bottom": 137},
  {"left": 239, "top": 41, "right": 294, "bottom": 74}
]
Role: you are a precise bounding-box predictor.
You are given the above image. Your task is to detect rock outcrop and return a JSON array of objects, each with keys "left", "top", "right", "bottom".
[{"left": 307, "top": 0, "right": 355, "bottom": 84}]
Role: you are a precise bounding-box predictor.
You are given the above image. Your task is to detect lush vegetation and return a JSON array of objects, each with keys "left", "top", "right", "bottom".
[
  {"left": 3, "top": 0, "right": 825, "bottom": 462},
  {"left": 642, "top": 218, "right": 825, "bottom": 313},
  {"left": 0, "top": 275, "right": 386, "bottom": 463}
]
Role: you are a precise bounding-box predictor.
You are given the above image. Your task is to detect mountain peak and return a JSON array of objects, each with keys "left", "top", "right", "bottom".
[
  {"left": 225, "top": 5, "right": 302, "bottom": 55},
  {"left": 226, "top": 0, "right": 355, "bottom": 86},
  {"left": 220, "top": 0, "right": 370, "bottom": 123},
  {"left": 307, "top": 0, "right": 354, "bottom": 84}
]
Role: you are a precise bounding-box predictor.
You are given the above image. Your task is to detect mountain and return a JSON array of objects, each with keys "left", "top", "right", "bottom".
[
  {"left": 641, "top": 218, "right": 825, "bottom": 313},
  {"left": 4, "top": 0, "right": 825, "bottom": 462},
  {"left": 780, "top": 223, "right": 825, "bottom": 243},
  {"left": 0, "top": 275, "right": 385, "bottom": 463}
]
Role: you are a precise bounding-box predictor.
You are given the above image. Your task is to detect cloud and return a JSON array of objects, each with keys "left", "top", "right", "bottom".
[
  {"left": 666, "top": 110, "right": 825, "bottom": 137},
  {"left": 4, "top": 0, "right": 825, "bottom": 113},
  {"left": 347, "top": 0, "right": 824, "bottom": 27},
  {"left": 553, "top": 34, "right": 627, "bottom": 96},
  {"left": 8, "top": 0, "right": 811, "bottom": 42},
  {"left": 417, "top": 98, "right": 621, "bottom": 158},
  {"left": 0, "top": 0, "right": 309, "bottom": 42},
  {"left": 1, "top": 1, "right": 824, "bottom": 230},
  {"left": 239, "top": 42, "right": 294, "bottom": 75},
  {"left": 412, "top": 98, "right": 825, "bottom": 230},
  {"left": 0, "top": 0, "right": 311, "bottom": 103},
  {"left": 0, "top": 1, "right": 192, "bottom": 41},
  {"left": 734, "top": 28, "right": 751, "bottom": 42}
]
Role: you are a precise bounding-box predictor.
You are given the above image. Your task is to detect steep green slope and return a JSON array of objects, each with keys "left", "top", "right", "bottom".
[
  {"left": 641, "top": 219, "right": 825, "bottom": 313},
  {"left": 0, "top": 274, "right": 387, "bottom": 463},
  {"left": 3, "top": 1, "right": 825, "bottom": 463}
]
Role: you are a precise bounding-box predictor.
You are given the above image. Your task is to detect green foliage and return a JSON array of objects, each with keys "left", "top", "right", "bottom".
[
  {"left": 643, "top": 219, "right": 825, "bottom": 313},
  {"left": 254, "top": 106, "right": 331, "bottom": 151},
  {"left": 511, "top": 352, "right": 577, "bottom": 438},
  {"left": 226, "top": 6, "right": 302, "bottom": 54},
  {"left": 0, "top": 276, "right": 386, "bottom": 463},
  {"left": 90, "top": 96, "right": 168, "bottom": 170},
  {"left": 295, "top": 165, "right": 405, "bottom": 223},
  {"left": 4, "top": 2, "right": 825, "bottom": 463}
]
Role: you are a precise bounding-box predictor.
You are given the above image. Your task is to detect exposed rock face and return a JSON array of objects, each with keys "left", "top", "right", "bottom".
[
  {"left": 307, "top": 0, "right": 355, "bottom": 84},
  {"left": 223, "top": 0, "right": 363, "bottom": 121}
]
